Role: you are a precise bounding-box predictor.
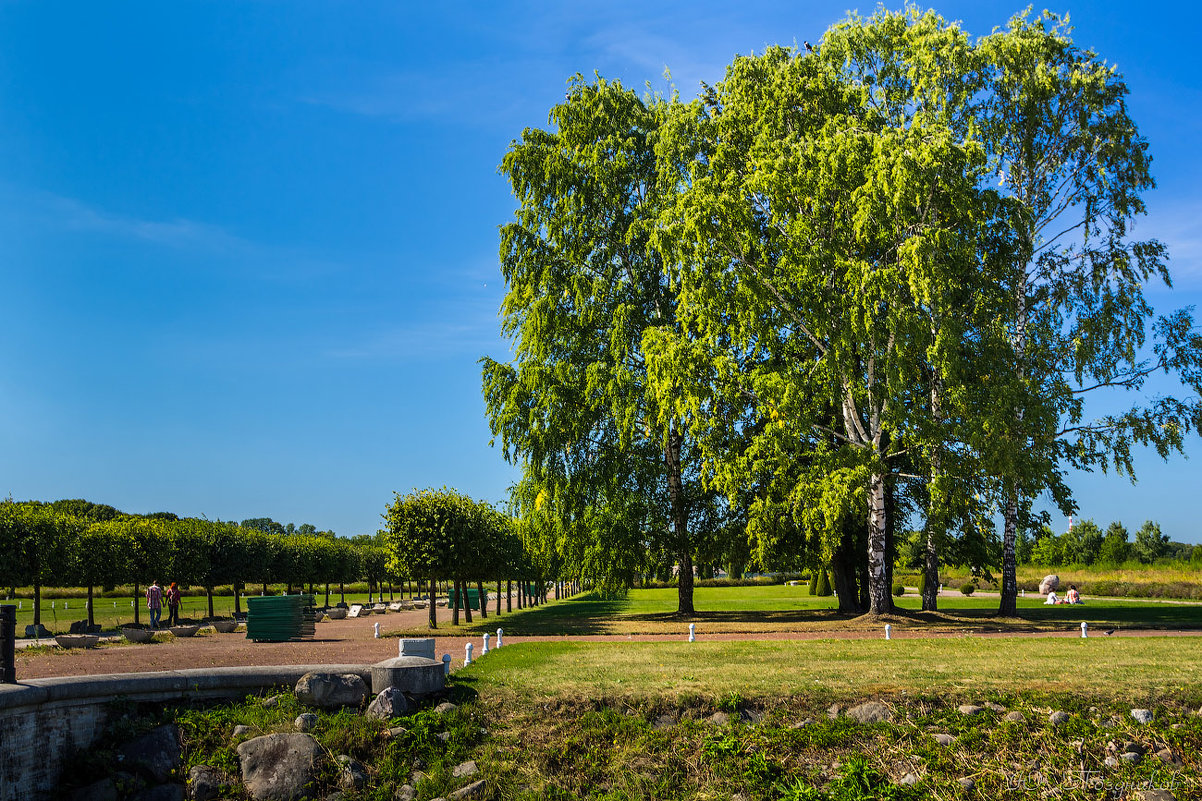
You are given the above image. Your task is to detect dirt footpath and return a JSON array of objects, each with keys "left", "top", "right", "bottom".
[{"left": 14, "top": 605, "right": 1202, "bottom": 680}]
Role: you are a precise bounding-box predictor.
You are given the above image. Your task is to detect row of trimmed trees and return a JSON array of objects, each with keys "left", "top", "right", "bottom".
[
  {"left": 481, "top": 9, "right": 1202, "bottom": 617},
  {"left": 384, "top": 488, "right": 554, "bottom": 629},
  {"left": 1, "top": 500, "right": 386, "bottom": 628}
]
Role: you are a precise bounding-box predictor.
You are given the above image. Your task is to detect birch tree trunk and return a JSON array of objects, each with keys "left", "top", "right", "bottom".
[{"left": 866, "top": 473, "right": 892, "bottom": 615}]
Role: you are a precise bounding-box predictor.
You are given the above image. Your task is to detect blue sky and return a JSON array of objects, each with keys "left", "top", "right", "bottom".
[{"left": 1, "top": 2, "right": 1199, "bottom": 542}]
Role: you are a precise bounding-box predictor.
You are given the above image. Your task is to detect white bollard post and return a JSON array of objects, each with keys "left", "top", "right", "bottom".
[
  {"left": 482, "top": 633, "right": 490, "bottom": 655},
  {"left": 885, "top": 624, "right": 892, "bottom": 640},
  {"left": 688, "top": 623, "right": 696, "bottom": 643},
  {"left": 374, "top": 622, "right": 380, "bottom": 639},
  {"left": 465, "top": 642, "right": 474, "bottom": 665},
  {"left": 1081, "top": 621, "right": 1088, "bottom": 639},
  {"left": 1021, "top": 589, "right": 1025, "bottom": 597},
  {"left": 64, "top": 601, "right": 68, "bottom": 610},
  {"left": 496, "top": 628, "right": 503, "bottom": 648},
  {"left": 18, "top": 602, "right": 22, "bottom": 610},
  {"left": 443, "top": 654, "right": 452, "bottom": 675}
]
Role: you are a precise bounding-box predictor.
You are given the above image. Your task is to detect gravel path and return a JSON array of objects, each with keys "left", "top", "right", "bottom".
[{"left": 13, "top": 607, "right": 1202, "bottom": 680}]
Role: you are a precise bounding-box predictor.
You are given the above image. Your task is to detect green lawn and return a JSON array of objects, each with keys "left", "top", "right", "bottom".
[
  {"left": 6, "top": 590, "right": 400, "bottom": 636},
  {"left": 388, "top": 585, "right": 1202, "bottom": 638},
  {"left": 460, "top": 637, "right": 1202, "bottom": 704}
]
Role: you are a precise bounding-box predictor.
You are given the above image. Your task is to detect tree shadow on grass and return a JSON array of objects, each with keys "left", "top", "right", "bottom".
[{"left": 625, "top": 609, "right": 862, "bottom": 627}]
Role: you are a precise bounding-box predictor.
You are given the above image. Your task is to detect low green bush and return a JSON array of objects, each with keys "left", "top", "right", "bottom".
[
  {"left": 815, "top": 570, "right": 832, "bottom": 597},
  {"left": 960, "top": 583, "right": 976, "bottom": 596},
  {"left": 893, "top": 583, "right": 905, "bottom": 597}
]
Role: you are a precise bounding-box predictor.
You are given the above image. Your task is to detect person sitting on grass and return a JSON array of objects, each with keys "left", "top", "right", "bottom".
[
  {"left": 1044, "top": 590, "right": 1060, "bottom": 605},
  {"left": 1066, "top": 585, "right": 1082, "bottom": 604}
]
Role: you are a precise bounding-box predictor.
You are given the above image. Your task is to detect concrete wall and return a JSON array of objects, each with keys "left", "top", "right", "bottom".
[{"left": 0, "top": 664, "right": 371, "bottom": 801}]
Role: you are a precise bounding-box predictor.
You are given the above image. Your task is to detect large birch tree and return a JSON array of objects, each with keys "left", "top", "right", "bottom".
[
  {"left": 482, "top": 76, "right": 726, "bottom": 615},
  {"left": 978, "top": 12, "right": 1202, "bottom": 616}
]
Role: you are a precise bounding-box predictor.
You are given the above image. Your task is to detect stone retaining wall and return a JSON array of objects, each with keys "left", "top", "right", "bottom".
[{"left": 0, "top": 664, "right": 371, "bottom": 801}]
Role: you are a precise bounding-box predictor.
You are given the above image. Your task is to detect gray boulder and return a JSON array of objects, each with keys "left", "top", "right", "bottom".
[
  {"left": 933, "top": 733, "right": 955, "bottom": 746},
  {"left": 294, "top": 672, "right": 367, "bottom": 710},
  {"left": 847, "top": 701, "right": 892, "bottom": 723},
  {"left": 118, "top": 725, "right": 183, "bottom": 784},
  {"left": 337, "top": 755, "right": 369, "bottom": 790},
  {"left": 450, "top": 780, "right": 487, "bottom": 800},
  {"left": 433, "top": 702, "right": 458, "bottom": 715},
  {"left": 367, "top": 687, "right": 414, "bottom": 720},
  {"left": 1048, "top": 711, "right": 1070, "bottom": 726},
  {"left": 233, "top": 725, "right": 254, "bottom": 737},
  {"left": 236, "top": 733, "right": 326, "bottom": 801},
  {"left": 394, "top": 785, "right": 416, "bottom": 801},
  {"left": 1038, "top": 574, "right": 1059, "bottom": 595},
  {"left": 187, "top": 765, "right": 233, "bottom": 801},
  {"left": 452, "top": 761, "right": 479, "bottom": 779},
  {"left": 1131, "top": 708, "right": 1154, "bottom": 724},
  {"left": 294, "top": 713, "right": 318, "bottom": 732},
  {"left": 1003, "top": 711, "right": 1026, "bottom": 724},
  {"left": 957, "top": 704, "right": 984, "bottom": 716}
]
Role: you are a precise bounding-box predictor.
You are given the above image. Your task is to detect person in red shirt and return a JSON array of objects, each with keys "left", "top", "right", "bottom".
[{"left": 165, "top": 582, "right": 182, "bottom": 626}]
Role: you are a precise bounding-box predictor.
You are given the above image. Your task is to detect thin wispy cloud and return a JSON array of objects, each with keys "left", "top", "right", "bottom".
[
  {"left": 298, "top": 59, "right": 554, "bottom": 131},
  {"left": 324, "top": 317, "right": 501, "bottom": 363},
  {"left": 3, "top": 184, "right": 346, "bottom": 283}
]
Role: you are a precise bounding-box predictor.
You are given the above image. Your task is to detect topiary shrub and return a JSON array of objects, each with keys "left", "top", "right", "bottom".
[
  {"left": 960, "top": 582, "right": 976, "bottom": 596},
  {"left": 815, "top": 569, "right": 832, "bottom": 597},
  {"left": 893, "top": 583, "right": 905, "bottom": 597},
  {"left": 917, "top": 571, "right": 927, "bottom": 596},
  {"left": 808, "top": 571, "right": 820, "bottom": 596}
]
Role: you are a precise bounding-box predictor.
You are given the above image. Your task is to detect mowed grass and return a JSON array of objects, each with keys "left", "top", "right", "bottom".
[
  {"left": 7, "top": 591, "right": 395, "bottom": 636},
  {"left": 388, "top": 585, "right": 1202, "bottom": 638},
  {"left": 461, "top": 637, "right": 1202, "bottom": 705}
]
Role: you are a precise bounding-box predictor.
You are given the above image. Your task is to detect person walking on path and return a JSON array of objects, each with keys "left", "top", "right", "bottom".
[
  {"left": 165, "top": 581, "right": 182, "bottom": 627},
  {"left": 146, "top": 580, "right": 163, "bottom": 629}
]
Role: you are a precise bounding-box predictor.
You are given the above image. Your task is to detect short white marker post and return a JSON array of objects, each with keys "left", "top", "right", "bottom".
[
  {"left": 64, "top": 601, "right": 68, "bottom": 610},
  {"left": 442, "top": 654, "right": 452, "bottom": 675},
  {"left": 688, "top": 623, "right": 696, "bottom": 643},
  {"left": 1020, "top": 589, "right": 1025, "bottom": 597},
  {"left": 496, "top": 628, "right": 503, "bottom": 648},
  {"left": 1081, "top": 621, "right": 1088, "bottom": 639},
  {"left": 373, "top": 622, "right": 380, "bottom": 639},
  {"left": 465, "top": 642, "right": 474, "bottom": 666},
  {"left": 17, "top": 602, "right": 21, "bottom": 611},
  {"left": 885, "top": 624, "right": 892, "bottom": 640},
  {"left": 482, "top": 633, "right": 490, "bottom": 656}
]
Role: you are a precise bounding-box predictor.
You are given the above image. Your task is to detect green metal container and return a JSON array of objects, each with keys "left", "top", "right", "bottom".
[{"left": 245, "top": 594, "right": 316, "bottom": 642}]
